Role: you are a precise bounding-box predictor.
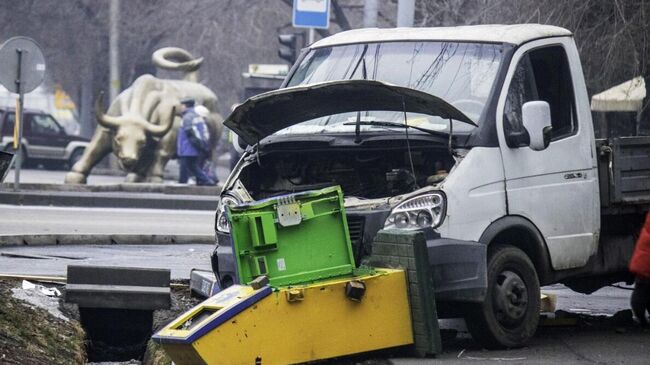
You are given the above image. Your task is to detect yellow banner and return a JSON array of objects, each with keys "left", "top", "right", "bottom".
[
  {"left": 13, "top": 98, "right": 20, "bottom": 150},
  {"left": 54, "top": 85, "right": 76, "bottom": 109}
]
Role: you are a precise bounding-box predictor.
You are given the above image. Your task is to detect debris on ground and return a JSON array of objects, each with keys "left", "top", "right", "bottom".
[
  {"left": 541, "top": 309, "right": 637, "bottom": 329},
  {"left": 10, "top": 280, "right": 67, "bottom": 322},
  {"left": 0, "top": 279, "right": 86, "bottom": 365},
  {"left": 540, "top": 293, "right": 557, "bottom": 313},
  {"left": 21, "top": 279, "right": 62, "bottom": 297}
]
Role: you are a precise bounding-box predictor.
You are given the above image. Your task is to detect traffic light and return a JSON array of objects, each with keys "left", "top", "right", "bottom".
[{"left": 278, "top": 33, "right": 304, "bottom": 64}]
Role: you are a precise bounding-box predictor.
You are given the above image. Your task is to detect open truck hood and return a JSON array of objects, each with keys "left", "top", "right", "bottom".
[{"left": 224, "top": 80, "right": 477, "bottom": 145}]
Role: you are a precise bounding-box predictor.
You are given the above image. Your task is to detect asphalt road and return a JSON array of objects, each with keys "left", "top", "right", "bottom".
[
  {"left": 0, "top": 242, "right": 647, "bottom": 363},
  {"left": 0, "top": 243, "right": 213, "bottom": 279},
  {"left": 0, "top": 204, "right": 214, "bottom": 236},
  {"left": 396, "top": 322, "right": 650, "bottom": 364},
  {"left": 3, "top": 245, "right": 648, "bottom": 364},
  {"left": 397, "top": 285, "right": 650, "bottom": 365}
]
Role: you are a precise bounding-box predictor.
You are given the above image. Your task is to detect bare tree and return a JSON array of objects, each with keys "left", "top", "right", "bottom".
[
  {"left": 0, "top": 1, "right": 393, "bottom": 121},
  {"left": 416, "top": 0, "right": 650, "bottom": 97}
]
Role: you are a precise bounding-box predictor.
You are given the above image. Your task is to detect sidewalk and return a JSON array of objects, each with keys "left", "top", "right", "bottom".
[{"left": 0, "top": 166, "right": 223, "bottom": 210}]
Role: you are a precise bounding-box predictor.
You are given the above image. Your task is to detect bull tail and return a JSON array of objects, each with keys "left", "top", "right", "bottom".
[{"left": 152, "top": 47, "right": 203, "bottom": 82}]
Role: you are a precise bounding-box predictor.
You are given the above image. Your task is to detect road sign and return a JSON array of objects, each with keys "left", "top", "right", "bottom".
[
  {"left": 0, "top": 36, "right": 46, "bottom": 191},
  {"left": 0, "top": 37, "right": 46, "bottom": 93},
  {"left": 293, "top": 0, "right": 330, "bottom": 29}
]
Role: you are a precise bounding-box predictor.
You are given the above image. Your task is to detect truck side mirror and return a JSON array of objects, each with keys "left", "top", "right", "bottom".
[{"left": 522, "top": 101, "right": 552, "bottom": 151}]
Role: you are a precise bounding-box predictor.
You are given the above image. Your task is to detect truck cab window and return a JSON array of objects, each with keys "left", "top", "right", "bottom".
[
  {"left": 504, "top": 56, "right": 538, "bottom": 145},
  {"left": 504, "top": 45, "right": 577, "bottom": 144}
]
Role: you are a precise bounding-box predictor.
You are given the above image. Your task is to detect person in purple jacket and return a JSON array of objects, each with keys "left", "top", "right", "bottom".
[{"left": 176, "top": 98, "right": 215, "bottom": 185}]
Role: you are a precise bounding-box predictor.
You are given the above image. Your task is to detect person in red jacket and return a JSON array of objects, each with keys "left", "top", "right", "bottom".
[{"left": 630, "top": 212, "right": 650, "bottom": 326}]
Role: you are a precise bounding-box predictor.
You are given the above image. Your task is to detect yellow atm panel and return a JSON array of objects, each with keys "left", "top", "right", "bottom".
[{"left": 153, "top": 269, "right": 413, "bottom": 365}]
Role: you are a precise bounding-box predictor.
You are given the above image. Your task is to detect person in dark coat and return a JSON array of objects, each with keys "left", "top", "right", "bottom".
[
  {"left": 630, "top": 212, "right": 650, "bottom": 326},
  {"left": 176, "top": 98, "right": 215, "bottom": 185}
]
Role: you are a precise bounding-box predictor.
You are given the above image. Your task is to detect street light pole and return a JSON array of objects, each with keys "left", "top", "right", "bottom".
[
  {"left": 109, "top": 0, "right": 120, "bottom": 103},
  {"left": 308, "top": 28, "right": 315, "bottom": 45},
  {"left": 363, "top": 0, "right": 378, "bottom": 28},
  {"left": 397, "top": 0, "right": 415, "bottom": 27}
]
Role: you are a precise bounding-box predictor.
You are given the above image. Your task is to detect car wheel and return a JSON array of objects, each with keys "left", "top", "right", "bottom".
[
  {"left": 4, "top": 144, "right": 29, "bottom": 168},
  {"left": 68, "top": 148, "right": 84, "bottom": 168},
  {"left": 465, "top": 244, "right": 540, "bottom": 349}
]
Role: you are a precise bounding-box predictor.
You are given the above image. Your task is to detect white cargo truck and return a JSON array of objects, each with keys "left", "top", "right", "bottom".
[{"left": 213, "top": 24, "right": 645, "bottom": 348}]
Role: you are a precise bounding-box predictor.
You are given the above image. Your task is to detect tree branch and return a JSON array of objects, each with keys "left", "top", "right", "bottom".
[{"left": 331, "top": 0, "right": 352, "bottom": 31}]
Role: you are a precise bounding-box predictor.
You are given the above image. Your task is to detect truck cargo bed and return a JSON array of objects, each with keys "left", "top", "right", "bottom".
[{"left": 598, "top": 137, "right": 650, "bottom": 214}]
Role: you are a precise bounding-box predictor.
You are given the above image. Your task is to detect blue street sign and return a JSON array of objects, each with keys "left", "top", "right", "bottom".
[{"left": 293, "top": 0, "right": 330, "bottom": 29}]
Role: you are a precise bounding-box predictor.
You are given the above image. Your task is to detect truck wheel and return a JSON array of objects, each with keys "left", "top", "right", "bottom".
[{"left": 465, "top": 244, "right": 540, "bottom": 349}]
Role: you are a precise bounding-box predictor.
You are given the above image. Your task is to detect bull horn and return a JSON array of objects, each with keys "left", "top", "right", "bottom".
[
  {"left": 145, "top": 106, "right": 175, "bottom": 137},
  {"left": 95, "top": 91, "right": 121, "bottom": 129},
  {"left": 152, "top": 47, "right": 203, "bottom": 72}
]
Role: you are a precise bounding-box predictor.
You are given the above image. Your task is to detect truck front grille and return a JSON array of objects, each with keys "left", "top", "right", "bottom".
[{"left": 346, "top": 215, "right": 365, "bottom": 262}]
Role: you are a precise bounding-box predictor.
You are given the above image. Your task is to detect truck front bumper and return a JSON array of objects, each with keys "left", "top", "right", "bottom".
[
  {"left": 426, "top": 238, "right": 487, "bottom": 303},
  {"left": 212, "top": 232, "right": 487, "bottom": 304}
]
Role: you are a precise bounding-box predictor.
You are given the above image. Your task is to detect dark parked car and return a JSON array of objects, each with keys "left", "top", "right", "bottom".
[{"left": 0, "top": 107, "right": 88, "bottom": 169}]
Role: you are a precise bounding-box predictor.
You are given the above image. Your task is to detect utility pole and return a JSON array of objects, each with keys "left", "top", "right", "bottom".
[
  {"left": 397, "top": 0, "right": 415, "bottom": 27},
  {"left": 108, "top": 0, "right": 120, "bottom": 171},
  {"left": 109, "top": 0, "right": 120, "bottom": 103},
  {"left": 363, "top": 0, "right": 378, "bottom": 28},
  {"left": 308, "top": 28, "right": 315, "bottom": 45}
]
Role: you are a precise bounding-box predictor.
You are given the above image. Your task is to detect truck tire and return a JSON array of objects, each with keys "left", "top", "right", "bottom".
[{"left": 465, "top": 244, "right": 540, "bottom": 349}]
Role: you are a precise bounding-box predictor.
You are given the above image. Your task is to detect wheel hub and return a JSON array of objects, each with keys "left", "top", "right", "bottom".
[{"left": 493, "top": 270, "right": 528, "bottom": 328}]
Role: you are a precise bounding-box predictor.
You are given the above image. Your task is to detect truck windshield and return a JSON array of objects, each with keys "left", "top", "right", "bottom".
[{"left": 281, "top": 41, "right": 503, "bottom": 136}]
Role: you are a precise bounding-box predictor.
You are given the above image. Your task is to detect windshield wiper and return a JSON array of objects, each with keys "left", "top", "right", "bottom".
[{"left": 342, "top": 120, "right": 451, "bottom": 138}]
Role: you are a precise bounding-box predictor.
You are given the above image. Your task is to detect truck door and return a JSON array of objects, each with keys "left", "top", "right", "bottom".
[{"left": 497, "top": 39, "right": 599, "bottom": 270}]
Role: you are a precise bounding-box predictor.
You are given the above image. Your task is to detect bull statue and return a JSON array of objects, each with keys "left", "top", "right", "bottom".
[{"left": 65, "top": 47, "right": 222, "bottom": 184}]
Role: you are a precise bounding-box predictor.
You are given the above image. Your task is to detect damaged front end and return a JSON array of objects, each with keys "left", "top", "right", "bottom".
[{"left": 212, "top": 80, "right": 486, "bottom": 307}]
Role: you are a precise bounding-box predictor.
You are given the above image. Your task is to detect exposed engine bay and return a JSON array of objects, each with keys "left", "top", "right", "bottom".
[{"left": 238, "top": 140, "right": 455, "bottom": 200}]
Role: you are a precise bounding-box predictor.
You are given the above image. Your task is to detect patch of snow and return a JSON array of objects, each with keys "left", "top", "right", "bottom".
[{"left": 11, "top": 287, "right": 69, "bottom": 322}]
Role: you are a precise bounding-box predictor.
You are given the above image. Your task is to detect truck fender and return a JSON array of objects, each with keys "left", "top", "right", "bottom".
[{"left": 479, "top": 215, "right": 553, "bottom": 285}]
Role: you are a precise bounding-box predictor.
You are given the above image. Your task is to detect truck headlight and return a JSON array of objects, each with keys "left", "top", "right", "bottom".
[
  {"left": 215, "top": 195, "right": 240, "bottom": 233},
  {"left": 384, "top": 192, "right": 446, "bottom": 230}
]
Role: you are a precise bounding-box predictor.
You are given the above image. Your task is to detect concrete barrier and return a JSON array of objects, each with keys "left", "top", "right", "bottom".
[{"left": 66, "top": 265, "right": 171, "bottom": 310}]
